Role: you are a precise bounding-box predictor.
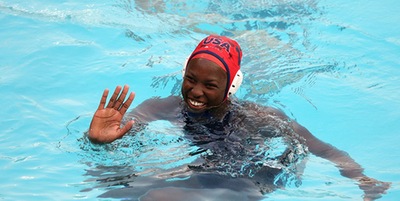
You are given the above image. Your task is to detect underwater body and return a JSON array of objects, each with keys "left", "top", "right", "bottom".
[{"left": 82, "top": 98, "right": 309, "bottom": 200}]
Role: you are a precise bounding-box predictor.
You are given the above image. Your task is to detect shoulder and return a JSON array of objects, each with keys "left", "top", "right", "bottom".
[
  {"left": 129, "top": 95, "right": 182, "bottom": 122},
  {"left": 237, "top": 100, "right": 289, "bottom": 120},
  {"left": 140, "top": 95, "right": 181, "bottom": 106}
]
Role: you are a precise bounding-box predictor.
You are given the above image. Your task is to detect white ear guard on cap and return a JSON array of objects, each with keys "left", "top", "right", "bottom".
[
  {"left": 182, "top": 58, "right": 189, "bottom": 78},
  {"left": 182, "top": 58, "right": 243, "bottom": 97},
  {"left": 227, "top": 70, "right": 243, "bottom": 97}
]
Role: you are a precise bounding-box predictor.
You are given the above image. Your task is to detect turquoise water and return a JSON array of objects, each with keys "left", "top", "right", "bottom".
[{"left": 1, "top": 0, "right": 399, "bottom": 200}]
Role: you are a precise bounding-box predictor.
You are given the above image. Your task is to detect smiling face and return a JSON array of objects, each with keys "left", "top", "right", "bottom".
[{"left": 181, "top": 58, "right": 227, "bottom": 113}]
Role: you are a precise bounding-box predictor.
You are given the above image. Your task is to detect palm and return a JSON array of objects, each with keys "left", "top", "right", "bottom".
[
  {"left": 89, "top": 85, "right": 135, "bottom": 143},
  {"left": 92, "top": 108, "right": 124, "bottom": 134}
]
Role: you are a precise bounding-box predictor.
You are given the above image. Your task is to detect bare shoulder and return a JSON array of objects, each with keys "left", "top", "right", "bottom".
[
  {"left": 128, "top": 96, "right": 182, "bottom": 123},
  {"left": 240, "top": 101, "right": 289, "bottom": 120},
  {"left": 139, "top": 95, "right": 181, "bottom": 107}
]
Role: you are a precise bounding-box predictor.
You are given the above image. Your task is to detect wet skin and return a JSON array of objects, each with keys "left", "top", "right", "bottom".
[{"left": 182, "top": 58, "right": 228, "bottom": 113}]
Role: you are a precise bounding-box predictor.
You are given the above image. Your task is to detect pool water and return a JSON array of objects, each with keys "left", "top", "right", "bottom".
[{"left": 1, "top": 0, "right": 399, "bottom": 200}]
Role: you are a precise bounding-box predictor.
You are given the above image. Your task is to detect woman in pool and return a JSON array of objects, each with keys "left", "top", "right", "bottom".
[{"left": 88, "top": 35, "right": 389, "bottom": 200}]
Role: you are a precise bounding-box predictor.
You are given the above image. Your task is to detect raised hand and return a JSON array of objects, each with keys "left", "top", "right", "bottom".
[{"left": 88, "top": 85, "right": 135, "bottom": 143}]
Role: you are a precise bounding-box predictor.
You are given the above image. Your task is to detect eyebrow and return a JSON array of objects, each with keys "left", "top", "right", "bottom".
[
  {"left": 186, "top": 68, "right": 226, "bottom": 83},
  {"left": 199, "top": 74, "right": 222, "bottom": 83}
]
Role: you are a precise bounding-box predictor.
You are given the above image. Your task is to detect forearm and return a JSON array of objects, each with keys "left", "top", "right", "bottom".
[
  {"left": 310, "top": 141, "right": 365, "bottom": 179},
  {"left": 292, "top": 122, "right": 365, "bottom": 179},
  {"left": 293, "top": 122, "right": 391, "bottom": 200}
]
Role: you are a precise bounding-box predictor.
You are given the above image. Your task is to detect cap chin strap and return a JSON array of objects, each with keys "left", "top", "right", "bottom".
[{"left": 182, "top": 58, "right": 243, "bottom": 98}]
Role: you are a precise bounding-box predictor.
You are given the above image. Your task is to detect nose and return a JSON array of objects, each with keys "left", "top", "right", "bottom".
[{"left": 190, "top": 84, "right": 204, "bottom": 98}]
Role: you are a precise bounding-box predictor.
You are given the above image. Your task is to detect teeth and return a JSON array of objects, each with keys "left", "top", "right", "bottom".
[{"left": 189, "top": 99, "right": 205, "bottom": 107}]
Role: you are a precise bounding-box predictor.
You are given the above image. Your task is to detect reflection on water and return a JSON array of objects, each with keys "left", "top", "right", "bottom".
[
  {"left": 132, "top": 0, "right": 346, "bottom": 108},
  {"left": 0, "top": 0, "right": 346, "bottom": 107}
]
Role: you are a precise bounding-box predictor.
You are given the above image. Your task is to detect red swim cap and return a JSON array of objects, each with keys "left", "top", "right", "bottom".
[{"left": 186, "top": 35, "right": 243, "bottom": 98}]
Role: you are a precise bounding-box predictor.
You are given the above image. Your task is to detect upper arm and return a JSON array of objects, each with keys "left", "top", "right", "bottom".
[
  {"left": 260, "top": 105, "right": 335, "bottom": 158},
  {"left": 254, "top": 104, "right": 365, "bottom": 178},
  {"left": 290, "top": 121, "right": 332, "bottom": 156},
  {"left": 127, "top": 96, "right": 181, "bottom": 123}
]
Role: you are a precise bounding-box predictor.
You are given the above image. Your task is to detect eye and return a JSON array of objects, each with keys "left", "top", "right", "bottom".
[
  {"left": 205, "top": 83, "right": 218, "bottom": 89},
  {"left": 184, "top": 75, "right": 195, "bottom": 83}
]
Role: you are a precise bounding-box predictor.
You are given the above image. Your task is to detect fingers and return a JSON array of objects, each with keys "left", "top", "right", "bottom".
[
  {"left": 113, "top": 85, "right": 129, "bottom": 110},
  {"left": 359, "top": 178, "right": 391, "bottom": 201},
  {"left": 105, "top": 85, "right": 133, "bottom": 110},
  {"left": 118, "top": 120, "right": 135, "bottom": 137},
  {"left": 98, "top": 89, "right": 109, "bottom": 110},
  {"left": 119, "top": 92, "right": 135, "bottom": 114},
  {"left": 106, "top": 85, "right": 123, "bottom": 108}
]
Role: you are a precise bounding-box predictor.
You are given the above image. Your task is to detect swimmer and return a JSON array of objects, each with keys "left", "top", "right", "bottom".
[{"left": 88, "top": 35, "right": 390, "bottom": 200}]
